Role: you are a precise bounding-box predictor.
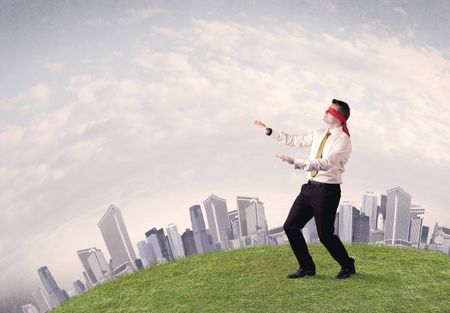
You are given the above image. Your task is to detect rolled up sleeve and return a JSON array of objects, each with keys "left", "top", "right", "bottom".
[{"left": 269, "top": 128, "right": 316, "bottom": 148}]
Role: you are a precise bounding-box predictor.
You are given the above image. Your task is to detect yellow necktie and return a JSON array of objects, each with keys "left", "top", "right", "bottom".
[{"left": 311, "top": 129, "right": 331, "bottom": 178}]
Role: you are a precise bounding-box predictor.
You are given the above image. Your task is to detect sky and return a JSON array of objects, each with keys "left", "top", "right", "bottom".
[{"left": 1, "top": 0, "right": 449, "bottom": 300}]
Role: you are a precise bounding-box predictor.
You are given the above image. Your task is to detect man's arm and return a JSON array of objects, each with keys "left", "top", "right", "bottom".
[
  {"left": 293, "top": 136, "right": 352, "bottom": 171},
  {"left": 267, "top": 127, "right": 316, "bottom": 148}
]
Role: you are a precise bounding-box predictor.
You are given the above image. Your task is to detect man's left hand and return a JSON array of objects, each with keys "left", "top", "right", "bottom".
[{"left": 275, "top": 154, "right": 294, "bottom": 164}]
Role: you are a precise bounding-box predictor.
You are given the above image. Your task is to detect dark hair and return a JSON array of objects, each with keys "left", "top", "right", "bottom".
[{"left": 332, "top": 99, "right": 350, "bottom": 121}]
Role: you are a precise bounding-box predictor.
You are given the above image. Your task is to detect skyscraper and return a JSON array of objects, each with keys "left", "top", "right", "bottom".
[
  {"left": 147, "top": 233, "right": 164, "bottom": 261},
  {"left": 181, "top": 228, "right": 197, "bottom": 256},
  {"left": 136, "top": 240, "right": 158, "bottom": 266},
  {"left": 236, "top": 195, "right": 269, "bottom": 247},
  {"left": 377, "top": 194, "right": 387, "bottom": 230},
  {"left": 77, "top": 247, "right": 99, "bottom": 286},
  {"left": 98, "top": 204, "right": 137, "bottom": 275},
  {"left": 302, "top": 217, "right": 318, "bottom": 243},
  {"left": 32, "top": 287, "right": 52, "bottom": 312},
  {"left": 37, "top": 266, "right": 68, "bottom": 307},
  {"left": 145, "top": 227, "right": 173, "bottom": 261},
  {"left": 236, "top": 196, "right": 253, "bottom": 238},
  {"left": 189, "top": 204, "right": 210, "bottom": 254},
  {"left": 338, "top": 201, "right": 354, "bottom": 243},
  {"left": 204, "top": 194, "right": 232, "bottom": 250},
  {"left": 361, "top": 191, "right": 378, "bottom": 230},
  {"left": 242, "top": 198, "right": 269, "bottom": 246},
  {"left": 409, "top": 204, "right": 425, "bottom": 248},
  {"left": 86, "top": 248, "right": 114, "bottom": 283},
  {"left": 82, "top": 271, "right": 93, "bottom": 289},
  {"left": 228, "top": 209, "right": 241, "bottom": 248},
  {"left": 384, "top": 186, "right": 412, "bottom": 246},
  {"left": 338, "top": 201, "right": 369, "bottom": 243},
  {"left": 166, "top": 223, "right": 186, "bottom": 259}
]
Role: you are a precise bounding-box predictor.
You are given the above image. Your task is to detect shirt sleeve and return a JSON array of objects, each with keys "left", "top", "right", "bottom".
[
  {"left": 293, "top": 136, "right": 352, "bottom": 171},
  {"left": 269, "top": 128, "right": 316, "bottom": 148}
]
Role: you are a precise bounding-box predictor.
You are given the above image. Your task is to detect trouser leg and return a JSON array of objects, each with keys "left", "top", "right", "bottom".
[
  {"left": 283, "top": 184, "right": 315, "bottom": 269},
  {"left": 312, "top": 185, "right": 351, "bottom": 268}
]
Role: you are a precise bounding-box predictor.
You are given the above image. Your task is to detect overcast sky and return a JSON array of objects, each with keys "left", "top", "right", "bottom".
[{"left": 1, "top": 0, "right": 449, "bottom": 299}]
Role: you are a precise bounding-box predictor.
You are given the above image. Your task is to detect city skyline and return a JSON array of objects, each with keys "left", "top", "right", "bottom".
[
  {"left": 2, "top": 0, "right": 450, "bottom": 308},
  {"left": 19, "top": 183, "right": 450, "bottom": 311}
]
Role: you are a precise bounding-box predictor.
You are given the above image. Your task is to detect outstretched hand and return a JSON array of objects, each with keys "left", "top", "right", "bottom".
[
  {"left": 255, "top": 120, "right": 294, "bottom": 165},
  {"left": 275, "top": 154, "right": 294, "bottom": 164},
  {"left": 254, "top": 119, "right": 267, "bottom": 133}
]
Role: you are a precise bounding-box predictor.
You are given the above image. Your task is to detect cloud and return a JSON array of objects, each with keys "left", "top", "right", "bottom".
[
  {"left": 394, "top": 6, "right": 408, "bottom": 17},
  {"left": 44, "top": 62, "right": 65, "bottom": 72},
  {"left": 118, "top": 7, "right": 167, "bottom": 25},
  {"left": 0, "top": 83, "right": 50, "bottom": 114},
  {"left": 148, "top": 20, "right": 450, "bottom": 164},
  {"left": 1, "top": 17, "right": 450, "bottom": 297}
]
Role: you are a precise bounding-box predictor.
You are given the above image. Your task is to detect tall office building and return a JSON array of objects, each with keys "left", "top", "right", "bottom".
[
  {"left": 86, "top": 248, "right": 114, "bottom": 283},
  {"left": 181, "top": 228, "right": 197, "bottom": 256},
  {"left": 137, "top": 240, "right": 157, "bottom": 266},
  {"left": 409, "top": 204, "right": 425, "bottom": 248},
  {"left": 236, "top": 196, "right": 268, "bottom": 246},
  {"left": 166, "top": 223, "right": 186, "bottom": 259},
  {"left": 338, "top": 202, "right": 369, "bottom": 243},
  {"left": 37, "top": 266, "right": 68, "bottom": 307},
  {"left": 236, "top": 196, "right": 253, "bottom": 238},
  {"left": 78, "top": 248, "right": 113, "bottom": 286},
  {"left": 189, "top": 204, "right": 210, "bottom": 254},
  {"left": 377, "top": 194, "right": 387, "bottom": 230},
  {"left": 384, "top": 186, "right": 412, "bottom": 246},
  {"left": 361, "top": 191, "right": 378, "bottom": 230},
  {"left": 145, "top": 227, "right": 174, "bottom": 261},
  {"left": 243, "top": 198, "right": 269, "bottom": 245},
  {"left": 204, "top": 194, "right": 232, "bottom": 250},
  {"left": 77, "top": 247, "right": 99, "bottom": 286},
  {"left": 228, "top": 209, "right": 241, "bottom": 248},
  {"left": 82, "top": 271, "right": 93, "bottom": 289},
  {"left": 267, "top": 226, "right": 289, "bottom": 245},
  {"left": 228, "top": 210, "right": 241, "bottom": 240},
  {"left": 302, "top": 217, "right": 318, "bottom": 243},
  {"left": 147, "top": 233, "right": 164, "bottom": 261},
  {"left": 354, "top": 213, "right": 370, "bottom": 243},
  {"left": 98, "top": 204, "right": 137, "bottom": 275},
  {"left": 32, "top": 287, "right": 52, "bottom": 313},
  {"left": 338, "top": 201, "right": 354, "bottom": 243},
  {"left": 334, "top": 212, "right": 340, "bottom": 236},
  {"left": 21, "top": 304, "right": 39, "bottom": 313},
  {"left": 420, "top": 225, "right": 430, "bottom": 248},
  {"left": 206, "top": 229, "right": 215, "bottom": 251}
]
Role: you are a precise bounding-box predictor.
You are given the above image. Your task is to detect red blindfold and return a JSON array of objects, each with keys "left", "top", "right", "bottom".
[{"left": 325, "top": 106, "right": 350, "bottom": 137}]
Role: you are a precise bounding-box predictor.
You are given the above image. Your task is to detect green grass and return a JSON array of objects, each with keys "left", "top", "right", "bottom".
[{"left": 50, "top": 243, "right": 450, "bottom": 313}]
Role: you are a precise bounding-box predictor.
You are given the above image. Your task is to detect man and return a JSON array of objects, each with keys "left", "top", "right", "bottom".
[{"left": 254, "top": 99, "right": 355, "bottom": 279}]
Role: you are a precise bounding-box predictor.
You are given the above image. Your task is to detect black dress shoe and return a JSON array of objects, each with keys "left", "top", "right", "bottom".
[
  {"left": 336, "top": 267, "right": 352, "bottom": 279},
  {"left": 287, "top": 267, "right": 316, "bottom": 279},
  {"left": 347, "top": 257, "right": 356, "bottom": 274},
  {"left": 336, "top": 257, "right": 356, "bottom": 279}
]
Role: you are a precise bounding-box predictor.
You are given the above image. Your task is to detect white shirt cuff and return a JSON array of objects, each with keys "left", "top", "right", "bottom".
[{"left": 294, "top": 158, "right": 305, "bottom": 170}]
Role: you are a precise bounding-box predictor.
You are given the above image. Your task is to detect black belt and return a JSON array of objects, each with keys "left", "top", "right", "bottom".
[{"left": 307, "top": 179, "right": 340, "bottom": 185}]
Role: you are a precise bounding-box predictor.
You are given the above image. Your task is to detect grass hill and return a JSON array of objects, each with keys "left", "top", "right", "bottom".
[{"left": 50, "top": 243, "right": 450, "bottom": 313}]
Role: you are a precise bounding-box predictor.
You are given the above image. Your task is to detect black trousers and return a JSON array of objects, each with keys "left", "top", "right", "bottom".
[{"left": 283, "top": 181, "right": 351, "bottom": 269}]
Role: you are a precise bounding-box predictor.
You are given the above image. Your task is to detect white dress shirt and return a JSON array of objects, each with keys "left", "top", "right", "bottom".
[{"left": 269, "top": 125, "right": 352, "bottom": 184}]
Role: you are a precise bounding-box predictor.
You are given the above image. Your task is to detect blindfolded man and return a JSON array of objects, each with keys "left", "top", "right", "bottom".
[{"left": 254, "top": 99, "right": 355, "bottom": 279}]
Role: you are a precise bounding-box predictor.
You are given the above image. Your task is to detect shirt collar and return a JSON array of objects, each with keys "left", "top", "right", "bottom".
[{"left": 328, "top": 125, "right": 343, "bottom": 135}]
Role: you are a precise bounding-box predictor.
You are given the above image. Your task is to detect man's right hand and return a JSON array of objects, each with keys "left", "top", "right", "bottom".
[{"left": 254, "top": 120, "right": 268, "bottom": 133}]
